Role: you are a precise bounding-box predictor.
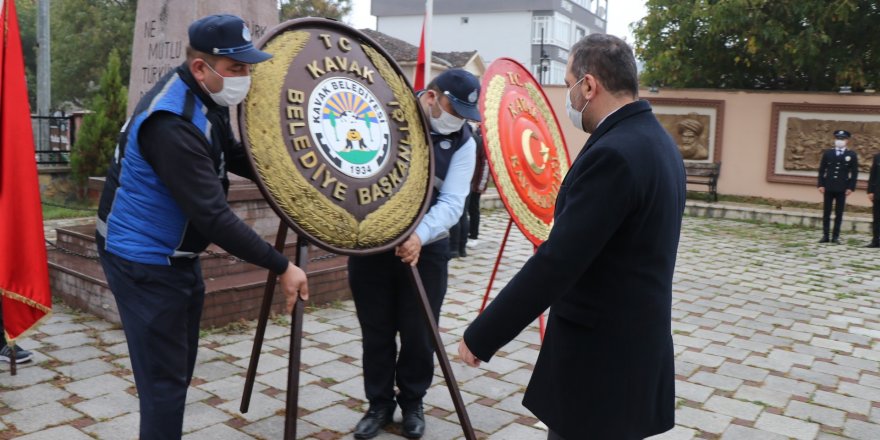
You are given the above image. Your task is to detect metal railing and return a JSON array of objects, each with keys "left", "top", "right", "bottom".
[{"left": 32, "top": 113, "right": 76, "bottom": 166}]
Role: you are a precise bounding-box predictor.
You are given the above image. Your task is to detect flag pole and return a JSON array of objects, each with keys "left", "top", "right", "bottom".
[{"left": 424, "top": 0, "right": 432, "bottom": 85}]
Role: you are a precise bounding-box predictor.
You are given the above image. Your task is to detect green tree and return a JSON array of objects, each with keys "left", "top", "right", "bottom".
[
  {"left": 16, "top": 0, "right": 38, "bottom": 109},
  {"left": 280, "top": 0, "right": 352, "bottom": 21},
  {"left": 634, "top": 0, "right": 880, "bottom": 91},
  {"left": 70, "top": 50, "right": 128, "bottom": 193},
  {"left": 50, "top": 0, "right": 135, "bottom": 107}
]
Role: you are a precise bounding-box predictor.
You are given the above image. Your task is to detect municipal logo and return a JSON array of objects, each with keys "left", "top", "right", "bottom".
[{"left": 308, "top": 77, "right": 391, "bottom": 179}]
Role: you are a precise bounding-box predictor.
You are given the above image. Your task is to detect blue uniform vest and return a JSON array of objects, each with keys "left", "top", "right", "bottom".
[{"left": 97, "top": 71, "right": 216, "bottom": 265}]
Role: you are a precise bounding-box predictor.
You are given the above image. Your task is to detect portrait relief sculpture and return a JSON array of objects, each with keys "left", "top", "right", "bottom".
[
  {"left": 677, "top": 117, "right": 709, "bottom": 160},
  {"left": 654, "top": 112, "right": 712, "bottom": 161}
]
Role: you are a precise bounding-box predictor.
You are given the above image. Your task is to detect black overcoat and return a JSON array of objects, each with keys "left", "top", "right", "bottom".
[{"left": 464, "top": 100, "right": 685, "bottom": 440}]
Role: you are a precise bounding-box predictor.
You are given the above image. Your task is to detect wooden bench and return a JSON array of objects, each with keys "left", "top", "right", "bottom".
[{"left": 685, "top": 162, "right": 721, "bottom": 202}]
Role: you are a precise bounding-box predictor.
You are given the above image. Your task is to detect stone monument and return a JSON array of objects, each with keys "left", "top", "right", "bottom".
[{"left": 127, "top": 0, "right": 279, "bottom": 115}]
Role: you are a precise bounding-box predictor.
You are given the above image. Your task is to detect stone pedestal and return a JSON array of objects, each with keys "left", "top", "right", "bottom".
[
  {"left": 50, "top": 179, "right": 351, "bottom": 329},
  {"left": 127, "top": 0, "right": 278, "bottom": 115}
]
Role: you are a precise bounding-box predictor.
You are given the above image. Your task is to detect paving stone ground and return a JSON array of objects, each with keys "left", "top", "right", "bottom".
[{"left": 3, "top": 208, "right": 879, "bottom": 439}]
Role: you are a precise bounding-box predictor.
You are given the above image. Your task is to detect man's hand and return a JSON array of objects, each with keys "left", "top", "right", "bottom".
[
  {"left": 279, "top": 262, "right": 309, "bottom": 313},
  {"left": 818, "top": 187, "right": 825, "bottom": 194},
  {"left": 457, "top": 340, "right": 481, "bottom": 367},
  {"left": 869, "top": 193, "right": 874, "bottom": 202},
  {"left": 395, "top": 234, "right": 422, "bottom": 266},
  {"left": 846, "top": 189, "right": 853, "bottom": 196}
]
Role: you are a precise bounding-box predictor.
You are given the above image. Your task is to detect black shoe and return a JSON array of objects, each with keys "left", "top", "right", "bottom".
[
  {"left": 354, "top": 405, "right": 394, "bottom": 439},
  {"left": 401, "top": 404, "right": 425, "bottom": 438},
  {"left": 865, "top": 241, "right": 880, "bottom": 248},
  {"left": 831, "top": 237, "right": 841, "bottom": 244},
  {"left": 819, "top": 236, "right": 830, "bottom": 243}
]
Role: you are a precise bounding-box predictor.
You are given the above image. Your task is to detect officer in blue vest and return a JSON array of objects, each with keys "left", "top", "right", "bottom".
[
  {"left": 817, "top": 129, "right": 859, "bottom": 244},
  {"left": 348, "top": 69, "right": 480, "bottom": 439},
  {"left": 96, "top": 14, "right": 309, "bottom": 440}
]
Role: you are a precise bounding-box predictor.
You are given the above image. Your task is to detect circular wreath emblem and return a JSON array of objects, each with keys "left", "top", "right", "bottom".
[
  {"left": 480, "top": 58, "right": 571, "bottom": 245},
  {"left": 308, "top": 77, "right": 392, "bottom": 179},
  {"left": 240, "top": 18, "right": 433, "bottom": 255}
]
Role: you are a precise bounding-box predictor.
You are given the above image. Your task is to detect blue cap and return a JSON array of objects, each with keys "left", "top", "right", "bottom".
[
  {"left": 834, "top": 129, "right": 851, "bottom": 139},
  {"left": 433, "top": 69, "right": 481, "bottom": 121},
  {"left": 188, "top": 14, "right": 271, "bottom": 64}
]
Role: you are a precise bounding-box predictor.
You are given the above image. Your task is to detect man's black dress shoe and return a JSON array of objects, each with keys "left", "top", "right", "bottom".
[
  {"left": 831, "top": 237, "right": 841, "bottom": 244},
  {"left": 402, "top": 404, "right": 425, "bottom": 438},
  {"left": 819, "top": 237, "right": 830, "bottom": 243},
  {"left": 354, "top": 405, "right": 394, "bottom": 439},
  {"left": 866, "top": 241, "right": 880, "bottom": 248}
]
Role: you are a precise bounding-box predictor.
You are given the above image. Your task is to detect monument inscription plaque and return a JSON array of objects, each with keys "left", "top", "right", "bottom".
[{"left": 127, "top": 0, "right": 278, "bottom": 115}]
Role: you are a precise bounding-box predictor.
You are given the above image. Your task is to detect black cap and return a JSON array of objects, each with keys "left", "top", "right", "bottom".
[
  {"left": 433, "top": 69, "right": 481, "bottom": 121},
  {"left": 833, "top": 129, "right": 851, "bottom": 139},
  {"left": 188, "top": 14, "right": 271, "bottom": 64}
]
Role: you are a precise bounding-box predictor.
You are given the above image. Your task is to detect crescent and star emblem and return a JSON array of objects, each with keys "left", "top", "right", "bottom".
[{"left": 521, "top": 128, "right": 549, "bottom": 175}]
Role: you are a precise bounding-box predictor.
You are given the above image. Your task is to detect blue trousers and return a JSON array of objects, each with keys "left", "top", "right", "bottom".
[
  {"left": 348, "top": 239, "right": 449, "bottom": 411},
  {"left": 99, "top": 249, "right": 204, "bottom": 440}
]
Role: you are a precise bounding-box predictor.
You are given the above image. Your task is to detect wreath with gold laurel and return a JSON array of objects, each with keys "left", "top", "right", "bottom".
[{"left": 243, "top": 31, "right": 430, "bottom": 250}]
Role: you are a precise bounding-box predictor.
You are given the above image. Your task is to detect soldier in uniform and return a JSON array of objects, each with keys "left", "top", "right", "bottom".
[
  {"left": 867, "top": 150, "right": 880, "bottom": 248},
  {"left": 817, "top": 129, "right": 859, "bottom": 244}
]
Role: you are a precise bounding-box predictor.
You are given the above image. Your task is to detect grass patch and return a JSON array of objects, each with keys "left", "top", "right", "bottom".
[
  {"left": 691, "top": 192, "right": 873, "bottom": 214},
  {"left": 271, "top": 313, "right": 290, "bottom": 327},
  {"left": 199, "top": 319, "right": 252, "bottom": 337},
  {"left": 41, "top": 198, "right": 97, "bottom": 220},
  {"left": 845, "top": 261, "right": 880, "bottom": 271},
  {"left": 781, "top": 242, "right": 807, "bottom": 248}
]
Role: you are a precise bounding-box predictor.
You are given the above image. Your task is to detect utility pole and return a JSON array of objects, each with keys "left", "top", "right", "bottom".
[{"left": 36, "top": 0, "right": 51, "bottom": 149}]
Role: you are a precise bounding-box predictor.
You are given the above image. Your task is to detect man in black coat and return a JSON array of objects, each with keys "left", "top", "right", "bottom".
[
  {"left": 817, "top": 129, "right": 859, "bottom": 244},
  {"left": 867, "top": 152, "right": 880, "bottom": 248},
  {"left": 458, "top": 34, "right": 684, "bottom": 440}
]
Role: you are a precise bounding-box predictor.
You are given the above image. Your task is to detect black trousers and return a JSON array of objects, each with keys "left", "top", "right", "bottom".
[
  {"left": 449, "top": 195, "right": 471, "bottom": 255},
  {"left": 348, "top": 239, "right": 449, "bottom": 410},
  {"left": 873, "top": 198, "right": 880, "bottom": 242},
  {"left": 100, "top": 249, "right": 204, "bottom": 440},
  {"left": 822, "top": 190, "right": 847, "bottom": 238},
  {"left": 467, "top": 191, "right": 482, "bottom": 239}
]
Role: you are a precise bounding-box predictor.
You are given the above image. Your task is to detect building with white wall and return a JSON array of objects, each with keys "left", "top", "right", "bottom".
[{"left": 371, "top": 0, "right": 607, "bottom": 85}]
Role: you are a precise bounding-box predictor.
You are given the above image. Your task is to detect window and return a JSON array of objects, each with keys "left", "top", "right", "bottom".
[
  {"left": 595, "top": 0, "right": 608, "bottom": 20},
  {"left": 531, "top": 61, "right": 565, "bottom": 85},
  {"left": 554, "top": 14, "right": 572, "bottom": 47},
  {"left": 532, "top": 16, "right": 552, "bottom": 44},
  {"left": 574, "top": 26, "right": 586, "bottom": 43},
  {"left": 549, "top": 61, "right": 567, "bottom": 85}
]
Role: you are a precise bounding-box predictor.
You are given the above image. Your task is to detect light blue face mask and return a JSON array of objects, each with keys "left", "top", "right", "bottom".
[{"left": 565, "top": 77, "right": 589, "bottom": 132}]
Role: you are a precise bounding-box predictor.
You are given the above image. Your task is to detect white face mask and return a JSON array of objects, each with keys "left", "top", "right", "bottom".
[
  {"left": 201, "top": 62, "right": 251, "bottom": 107},
  {"left": 834, "top": 139, "right": 847, "bottom": 149},
  {"left": 566, "top": 77, "right": 589, "bottom": 132},
  {"left": 429, "top": 93, "right": 466, "bottom": 135}
]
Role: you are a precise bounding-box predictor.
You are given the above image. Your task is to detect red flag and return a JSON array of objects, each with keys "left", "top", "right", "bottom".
[
  {"left": 413, "top": 16, "right": 426, "bottom": 90},
  {"left": 0, "top": 0, "right": 52, "bottom": 344}
]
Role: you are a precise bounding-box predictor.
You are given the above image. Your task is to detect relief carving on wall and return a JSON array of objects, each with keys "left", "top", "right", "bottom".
[
  {"left": 656, "top": 113, "right": 711, "bottom": 160},
  {"left": 783, "top": 118, "right": 880, "bottom": 173}
]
